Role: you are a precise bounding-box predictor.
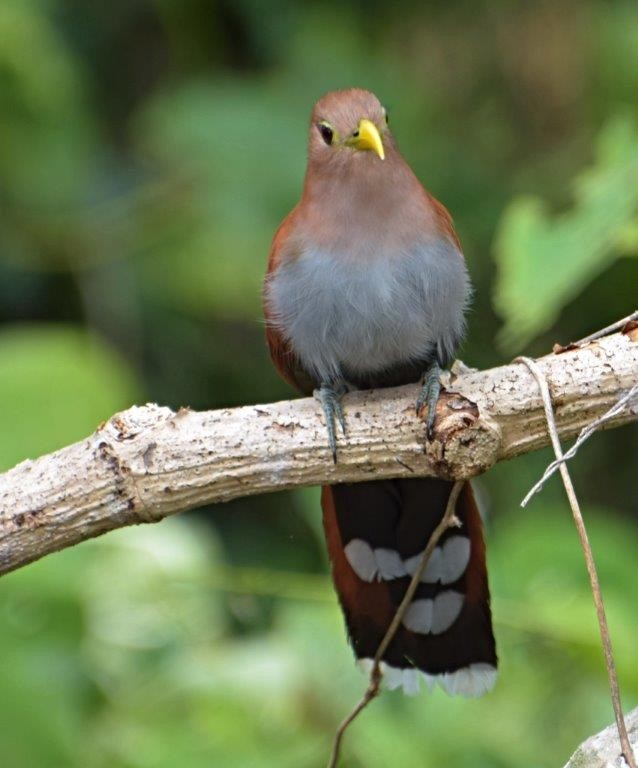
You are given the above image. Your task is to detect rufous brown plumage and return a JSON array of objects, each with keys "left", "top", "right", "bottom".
[{"left": 263, "top": 88, "right": 496, "bottom": 696}]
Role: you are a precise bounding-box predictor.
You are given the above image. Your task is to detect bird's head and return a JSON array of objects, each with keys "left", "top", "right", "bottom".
[
  {"left": 308, "top": 88, "right": 392, "bottom": 168},
  {"left": 299, "top": 88, "right": 421, "bottom": 241}
]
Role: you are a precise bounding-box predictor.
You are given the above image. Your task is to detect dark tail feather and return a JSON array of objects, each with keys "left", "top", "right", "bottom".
[{"left": 322, "top": 478, "right": 497, "bottom": 697}]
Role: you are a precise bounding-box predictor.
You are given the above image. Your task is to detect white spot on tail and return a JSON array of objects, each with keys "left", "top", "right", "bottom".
[
  {"left": 357, "top": 659, "right": 497, "bottom": 697},
  {"left": 404, "top": 536, "right": 471, "bottom": 584},
  {"left": 403, "top": 599, "right": 434, "bottom": 633},
  {"left": 402, "top": 590, "right": 464, "bottom": 634},
  {"left": 373, "top": 548, "right": 406, "bottom": 579},
  {"left": 344, "top": 539, "right": 407, "bottom": 581},
  {"left": 344, "top": 539, "right": 378, "bottom": 581},
  {"left": 404, "top": 546, "right": 442, "bottom": 582},
  {"left": 345, "top": 536, "right": 471, "bottom": 586},
  {"left": 356, "top": 659, "right": 421, "bottom": 695},
  {"left": 431, "top": 590, "right": 464, "bottom": 633},
  {"left": 439, "top": 536, "right": 471, "bottom": 584},
  {"left": 440, "top": 663, "right": 498, "bottom": 697},
  {"left": 400, "top": 667, "right": 421, "bottom": 695}
]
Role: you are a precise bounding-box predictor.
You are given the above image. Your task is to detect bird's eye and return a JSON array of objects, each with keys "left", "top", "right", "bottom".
[
  {"left": 383, "top": 108, "right": 389, "bottom": 125},
  {"left": 317, "top": 121, "right": 334, "bottom": 146}
]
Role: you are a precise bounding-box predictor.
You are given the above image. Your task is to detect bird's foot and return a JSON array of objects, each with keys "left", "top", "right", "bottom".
[
  {"left": 314, "top": 382, "right": 348, "bottom": 463},
  {"left": 416, "top": 362, "right": 442, "bottom": 441}
]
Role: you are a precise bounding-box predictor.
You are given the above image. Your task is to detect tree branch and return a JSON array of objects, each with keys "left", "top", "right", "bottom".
[
  {"left": 564, "top": 707, "right": 638, "bottom": 768},
  {"left": 0, "top": 331, "right": 636, "bottom": 576},
  {"left": 517, "top": 355, "right": 636, "bottom": 768}
]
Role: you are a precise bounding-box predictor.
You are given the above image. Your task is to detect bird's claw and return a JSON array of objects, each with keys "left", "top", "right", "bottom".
[
  {"left": 314, "top": 382, "right": 348, "bottom": 463},
  {"left": 416, "top": 362, "right": 442, "bottom": 441}
]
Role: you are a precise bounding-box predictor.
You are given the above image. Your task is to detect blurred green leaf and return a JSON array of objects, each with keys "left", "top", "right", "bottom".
[
  {"left": 0, "top": 324, "right": 139, "bottom": 469},
  {"left": 615, "top": 218, "right": 638, "bottom": 255},
  {"left": 132, "top": 80, "right": 306, "bottom": 318},
  {"left": 0, "top": 1, "right": 81, "bottom": 118},
  {"left": 0, "top": 2, "right": 637, "bottom": 767},
  {"left": 494, "top": 118, "right": 638, "bottom": 350},
  {"left": 2, "top": 503, "right": 635, "bottom": 768},
  {"left": 0, "top": 0, "right": 98, "bottom": 210}
]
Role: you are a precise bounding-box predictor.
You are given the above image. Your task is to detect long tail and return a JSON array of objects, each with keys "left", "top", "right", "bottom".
[{"left": 322, "top": 477, "right": 497, "bottom": 696}]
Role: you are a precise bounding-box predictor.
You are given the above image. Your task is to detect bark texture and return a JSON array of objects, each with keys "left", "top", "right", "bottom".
[
  {"left": 0, "top": 331, "right": 636, "bottom": 576},
  {"left": 564, "top": 707, "right": 638, "bottom": 768}
]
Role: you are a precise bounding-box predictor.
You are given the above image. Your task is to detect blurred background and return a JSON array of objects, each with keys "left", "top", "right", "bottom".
[{"left": 1, "top": 1, "right": 637, "bottom": 766}]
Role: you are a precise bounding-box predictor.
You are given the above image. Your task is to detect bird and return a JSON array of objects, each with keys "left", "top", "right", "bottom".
[{"left": 262, "top": 88, "right": 496, "bottom": 697}]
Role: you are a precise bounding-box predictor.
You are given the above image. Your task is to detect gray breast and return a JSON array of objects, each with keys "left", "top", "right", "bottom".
[{"left": 266, "top": 238, "right": 471, "bottom": 385}]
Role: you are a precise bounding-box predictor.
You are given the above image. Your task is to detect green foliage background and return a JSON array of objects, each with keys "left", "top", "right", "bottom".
[{"left": 0, "top": 2, "right": 637, "bottom": 766}]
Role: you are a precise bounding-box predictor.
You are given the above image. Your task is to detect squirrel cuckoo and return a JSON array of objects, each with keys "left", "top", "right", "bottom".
[{"left": 263, "top": 89, "right": 496, "bottom": 696}]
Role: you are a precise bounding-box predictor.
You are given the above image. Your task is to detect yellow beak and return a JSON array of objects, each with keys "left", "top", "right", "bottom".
[{"left": 350, "top": 118, "right": 385, "bottom": 160}]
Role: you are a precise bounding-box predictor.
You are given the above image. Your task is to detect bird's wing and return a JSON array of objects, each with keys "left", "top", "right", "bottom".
[{"left": 263, "top": 207, "right": 316, "bottom": 394}]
